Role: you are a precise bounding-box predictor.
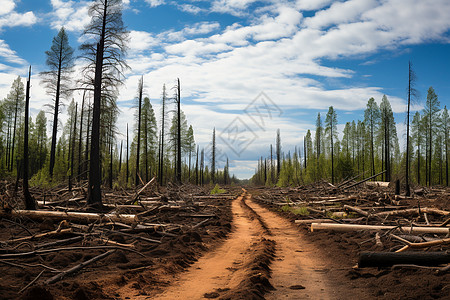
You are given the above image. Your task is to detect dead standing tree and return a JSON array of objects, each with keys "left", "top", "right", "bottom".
[
  {"left": 135, "top": 77, "right": 143, "bottom": 186},
  {"left": 405, "top": 62, "right": 417, "bottom": 195},
  {"left": 80, "top": 0, "right": 129, "bottom": 206},
  {"left": 23, "top": 66, "right": 36, "bottom": 210}
]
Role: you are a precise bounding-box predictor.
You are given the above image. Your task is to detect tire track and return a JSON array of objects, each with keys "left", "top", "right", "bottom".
[{"left": 246, "top": 196, "right": 331, "bottom": 300}]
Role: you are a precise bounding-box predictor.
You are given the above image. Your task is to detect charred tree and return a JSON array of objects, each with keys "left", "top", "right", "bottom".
[{"left": 23, "top": 67, "right": 36, "bottom": 210}]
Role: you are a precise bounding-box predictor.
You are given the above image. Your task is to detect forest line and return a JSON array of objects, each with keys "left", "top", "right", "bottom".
[
  {"left": 0, "top": 0, "right": 235, "bottom": 209},
  {"left": 251, "top": 87, "right": 449, "bottom": 190}
]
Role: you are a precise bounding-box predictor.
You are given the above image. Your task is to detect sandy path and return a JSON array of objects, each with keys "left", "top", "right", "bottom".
[
  {"left": 121, "top": 191, "right": 332, "bottom": 299},
  {"left": 151, "top": 192, "right": 261, "bottom": 299},
  {"left": 246, "top": 196, "right": 331, "bottom": 300}
]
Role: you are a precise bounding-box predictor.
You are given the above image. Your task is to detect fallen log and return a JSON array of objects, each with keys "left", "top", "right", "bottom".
[
  {"left": 395, "top": 238, "right": 450, "bottom": 253},
  {"left": 3, "top": 210, "right": 137, "bottom": 224},
  {"left": 45, "top": 250, "right": 115, "bottom": 284},
  {"left": 311, "top": 223, "right": 450, "bottom": 234},
  {"left": 193, "top": 195, "right": 234, "bottom": 200},
  {"left": 37, "top": 197, "right": 85, "bottom": 207},
  {"left": 373, "top": 207, "right": 450, "bottom": 218},
  {"left": 365, "top": 181, "right": 390, "bottom": 187},
  {"left": 36, "top": 236, "right": 84, "bottom": 249},
  {"left": 0, "top": 245, "right": 143, "bottom": 259},
  {"left": 127, "top": 177, "right": 156, "bottom": 204},
  {"left": 358, "top": 251, "right": 450, "bottom": 268},
  {"left": 5, "top": 228, "right": 73, "bottom": 244},
  {"left": 343, "top": 205, "right": 369, "bottom": 217},
  {"left": 344, "top": 170, "right": 386, "bottom": 190},
  {"left": 295, "top": 219, "right": 335, "bottom": 224}
]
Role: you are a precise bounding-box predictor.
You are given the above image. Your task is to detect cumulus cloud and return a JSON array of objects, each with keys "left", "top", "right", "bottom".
[
  {"left": 50, "top": 0, "right": 91, "bottom": 32},
  {"left": 211, "top": 0, "right": 261, "bottom": 16},
  {"left": 0, "top": 0, "right": 15, "bottom": 16},
  {"left": 4, "top": 0, "right": 450, "bottom": 178},
  {"left": 145, "top": 0, "right": 165, "bottom": 7}
]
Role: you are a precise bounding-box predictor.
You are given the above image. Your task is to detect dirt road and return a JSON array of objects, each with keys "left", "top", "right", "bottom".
[
  {"left": 136, "top": 190, "right": 333, "bottom": 299},
  {"left": 246, "top": 197, "right": 331, "bottom": 299},
  {"left": 151, "top": 192, "right": 263, "bottom": 299}
]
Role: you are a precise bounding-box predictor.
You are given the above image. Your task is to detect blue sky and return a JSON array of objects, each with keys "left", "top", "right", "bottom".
[{"left": 1, "top": 0, "right": 450, "bottom": 179}]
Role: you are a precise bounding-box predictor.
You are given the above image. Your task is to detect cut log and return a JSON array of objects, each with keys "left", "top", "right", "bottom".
[
  {"left": 37, "top": 197, "right": 85, "bottom": 207},
  {"left": 344, "top": 170, "right": 386, "bottom": 190},
  {"left": 3, "top": 210, "right": 137, "bottom": 224},
  {"left": 343, "top": 205, "right": 369, "bottom": 217},
  {"left": 358, "top": 251, "right": 450, "bottom": 268},
  {"left": 311, "top": 223, "right": 450, "bottom": 234},
  {"left": 295, "top": 219, "right": 335, "bottom": 224},
  {"left": 365, "top": 181, "right": 390, "bottom": 187},
  {"left": 373, "top": 207, "right": 449, "bottom": 218},
  {"left": 193, "top": 195, "right": 234, "bottom": 200}
]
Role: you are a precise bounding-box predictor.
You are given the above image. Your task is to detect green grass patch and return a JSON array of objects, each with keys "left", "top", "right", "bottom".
[
  {"left": 211, "top": 184, "right": 226, "bottom": 195},
  {"left": 290, "top": 207, "right": 310, "bottom": 216},
  {"left": 280, "top": 205, "right": 309, "bottom": 216}
]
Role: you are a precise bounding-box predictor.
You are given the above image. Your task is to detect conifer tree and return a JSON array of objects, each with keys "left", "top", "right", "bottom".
[
  {"left": 364, "top": 97, "right": 380, "bottom": 178},
  {"left": 424, "top": 87, "right": 440, "bottom": 186},
  {"left": 41, "top": 27, "right": 74, "bottom": 177},
  {"left": 325, "top": 106, "right": 337, "bottom": 184},
  {"left": 80, "top": 0, "right": 129, "bottom": 206},
  {"left": 5, "top": 76, "right": 25, "bottom": 172},
  {"left": 379, "top": 95, "right": 397, "bottom": 182},
  {"left": 411, "top": 112, "right": 422, "bottom": 185}
]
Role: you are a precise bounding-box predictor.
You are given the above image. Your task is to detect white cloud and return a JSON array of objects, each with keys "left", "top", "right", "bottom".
[
  {"left": 0, "top": 3, "right": 37, "bottom": 30},
  {"left": 0, "top": 0, "right": 15, "bottom": 16},
  {"left": 304, "top": 0, "right": 377, "bottom": 29},
  {"left": 0, "top": 40, "right": 27, "bottom": 65},
  {"left": 2, "top": 0, "right": 447, "bottom": 178},
  {"left": 176, "top": 4, "right": 205, "bottom": 14},
  {"left": 128, "top": 30, "right": 159, "bottom": 53},
  {"left": 211, "top": 0, "right": 261, "bottom": 16},
  {"left": 50, "top": 0, "right": 91, "bottom": 32},
  {"left": 145, "top": 0, "right": 165, "bottom": 7},
  {"left": 295, "top": 0, "right": 334, "bottom": 11}
]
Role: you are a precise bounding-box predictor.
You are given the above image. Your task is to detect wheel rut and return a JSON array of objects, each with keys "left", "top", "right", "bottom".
[
  {"left": 246, "top": 197, "right": 331, "bottom": 299},
  {"left": 125, "top": 191, "right": 332, "bottom": 299},
  {"left": 151, "top": 191, "right": 265, "bottom": 299}
]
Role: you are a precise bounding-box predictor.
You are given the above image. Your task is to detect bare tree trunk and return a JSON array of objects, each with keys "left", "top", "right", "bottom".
[
  {"left": 84, "top": 100, "right": 91, "bottom": 180},
  {"left": 176, "top": 78, "right": 182, "bottom": 183},
  {"left": 69, "top": 102, "right": 77, "bottom": 191},
  {"left": 23, "top": 66, "right": 35, "bottom": 210},
  {"left": 405, "top": 62, "right": 413, "bottom": 195},
  {"left": 78, "top": 92, "right": 85, "bottom": 180},
  {"left": 87, "top": 41, "right": 104, "bottom": 206},
  {"left": 119, "top": 140, "right": 122, "bottom": 174},
  {"left": 126, "top": 123, "right": 129, "bottom": 185},
  {"left": 49, "top": 47, "right": 63, "bottom": 177},
  {"left": 135, "top": 77, "right": 143, "bottom": 186}
]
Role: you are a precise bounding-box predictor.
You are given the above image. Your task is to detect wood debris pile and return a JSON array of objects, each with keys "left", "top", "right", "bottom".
[
  {"left": 254, "top": 180, "right": 450, "bottom": 273},
  {"left": 0, "top": 178, "right": 237, "bottom": 298}
]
